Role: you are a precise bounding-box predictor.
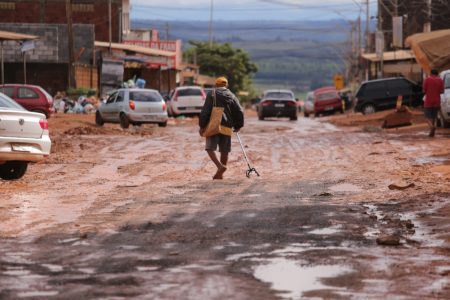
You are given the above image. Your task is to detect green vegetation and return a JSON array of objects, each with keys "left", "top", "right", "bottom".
[
  {"left": 184, "top": 42, "right": 258, "bottom": 94},
  {"left": 67, "top": 87, "right": 97, "bottom": 97}
]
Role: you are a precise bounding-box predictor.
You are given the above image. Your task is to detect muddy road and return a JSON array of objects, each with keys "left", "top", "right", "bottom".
[{"left": 0, "top": 113, "right": 449, "bottom": 299}]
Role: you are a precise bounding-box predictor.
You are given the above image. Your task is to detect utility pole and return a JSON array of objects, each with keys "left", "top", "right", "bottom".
[
  {"left": 108, "top": 0, "right": 112, "bottom": 53},
  {"left": 165, "top": 22, "right": 170, "bottom": 40},
  {"left": 377, "top": 0, "right": 384, "bottom": 78},
  {"left": 365, "top": 0, "right": 370, "bottom": 52},
  {"left": 65, "top": 0, "right": 75, "bottom": 88},
  {"left": 208, "top": 0, "right": 214, "bottom": 47},
  {"left": 424, "top": 0, "right": 432, "bottom": 32}
]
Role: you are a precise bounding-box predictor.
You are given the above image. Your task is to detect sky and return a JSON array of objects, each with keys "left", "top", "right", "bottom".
[{"left": 131, "top": 0, "right": 378, "bottom": 21}]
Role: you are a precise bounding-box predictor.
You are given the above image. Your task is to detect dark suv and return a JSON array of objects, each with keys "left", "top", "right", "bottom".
[{"left": 355, "top": 77, "right": 423, "bottom": 114}]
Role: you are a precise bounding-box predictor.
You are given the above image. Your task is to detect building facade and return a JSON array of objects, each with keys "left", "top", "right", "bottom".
[
  {"left": 379, "top": 0, "right": 450, "bottom": 50},
  {"left": 0, "top": 0, "right": 130, "bottom": 43}
]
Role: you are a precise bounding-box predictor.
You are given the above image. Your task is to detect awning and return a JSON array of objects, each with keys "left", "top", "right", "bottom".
[
  {"left": 0, "top": 30, "right": 37, "bottom": 41},
  {"left": 95, "top": 41, "right": 175, "bottom": 57},
  {"left": 361, "top": 50, "right": 415, "bottom": 62},
  {"left": 405, "top": 29, "right": 450, "bottom": 74}
]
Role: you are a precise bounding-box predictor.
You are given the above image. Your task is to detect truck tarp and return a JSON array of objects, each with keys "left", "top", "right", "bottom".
[{"left": 405, "top": 29, "right": 450, "bottom": 74}]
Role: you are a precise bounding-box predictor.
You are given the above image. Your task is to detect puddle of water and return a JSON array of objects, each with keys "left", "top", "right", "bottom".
[
  {"left": 3, "top": 269, "right": 30, "bottom": 276},
  {"left": 246, "top": 194, "right": 261, "bottom": 198},
  {"left": 78, "top": 268, "right": 95, "bottom": 274},
  {"left": 309, "top": 225, "right": 342, "bottom": 235},
  {"left": 18, "top": 291, "right": 59, "bottom": 298},
  {"left": 415, "top": 156, "right": 449, "bottom": 165},
  {"left": 253, "top": 258, "right": 352, "bottom": 299},
  {"left": 42, "top": 264, "right": 63, "bottom": 273},
  {"left": 137, "top": 266, "right": 159, "bottom": 272},
  {"left": 329, "top": 184, "right": 362, "bottom": 193},
  {"left": 226, "top": 252, "right": 257, "bottom": 261}
]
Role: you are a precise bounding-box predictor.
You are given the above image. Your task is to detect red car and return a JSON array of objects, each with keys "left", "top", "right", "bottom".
[
  {"left": 313, "top": 87, "right": 344, "bottom": 117},
  {"left": 0, "top": 84, "right": 54, "bottom": 118}
]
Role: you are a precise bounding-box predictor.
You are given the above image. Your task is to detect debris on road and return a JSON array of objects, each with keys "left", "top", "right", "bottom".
[
  {"left": 388, "top": 183, "right": 416, "bottom": 190},
  {"left": 376, "top": 234, "right": 401, "bottom": 246}
]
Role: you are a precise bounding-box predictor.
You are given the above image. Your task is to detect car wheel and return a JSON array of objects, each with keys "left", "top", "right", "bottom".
[
  {"left": 304, "top": 112, "right": 310, "bottom": 118},
  {"left": 290, "top": 115, "right": 298, "bottom": 121},
  {"left": 314, "top": 113, "right": 320, "bottom": 118},
  {"left": 258, "top": 114, "right": 265, "bottom": 121},
  {"left": 95, "top": 111, "right": 104, "bottom": 126},
  {"left": 0, "top": 161, "right": 28, "bottom": 180},
  {"left": 120, "top": 113, "right": 130, "bottom": 129},
  {"left": 158, "top": 121, "right": 167, "bottom": 127},
  {"left": 362, "top": 104, "right": 376, "bottom": 115}
]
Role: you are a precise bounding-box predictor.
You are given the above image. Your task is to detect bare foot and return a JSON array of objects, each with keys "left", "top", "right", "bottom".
[{"left": 213, "top": 165, "right": 227, "bottom": 180}]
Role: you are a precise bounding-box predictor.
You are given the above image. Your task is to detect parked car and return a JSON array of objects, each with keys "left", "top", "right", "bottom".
[
  {"left": 354, "top": 77, "right": 423, "bottom": 115},
  {"left": 303, "top": 91, "right": 314, "bottom": 117},
  {"left": 313, "top": 87, "right": 344, "bottom": 117},
  {"left": 96, "top": 88, "right": 168, "bottom": 129},
  {"left": 0, "top": 92, "right": 51, "bottom": 180},
  {"left": 257, "top": 89, "right": 298, "bottom": 121},
  {"left": 438, "top": 70, "right": 450, "bottom": 128},
  {"left": 167, "top": 86, "right": 206, "bottom": 117},
  {"left": 0, "top": 84, "right": 54, "bottom": 118}
]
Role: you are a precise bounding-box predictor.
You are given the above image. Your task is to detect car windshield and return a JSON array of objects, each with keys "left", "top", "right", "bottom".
[
  {"left": 317, "top": 91, "right": 338, "bottom": 101},
  {"left": 178, "top": 88, "right": 202, "bottom": 96},
  {"left": 306, "top": 93, "right": 314, "bottom": 102},
  {"left": 265, "top": 92, "right": 294, "bottom": 100},
  {"left": 0, "top": 94, "right": 24, "bottom": 110},
  {"left": 130, "top": 91, "right": 162, "bottom": 102}
]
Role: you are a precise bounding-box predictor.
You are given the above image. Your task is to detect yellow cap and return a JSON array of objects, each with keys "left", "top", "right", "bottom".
[{"left": 215, "top": 77, "right": 228, "bottom": 87}]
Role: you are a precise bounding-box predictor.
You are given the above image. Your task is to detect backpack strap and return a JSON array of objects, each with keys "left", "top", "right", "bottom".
[{"left": 212, "top": 89, "right": 217, "bottom": 107}]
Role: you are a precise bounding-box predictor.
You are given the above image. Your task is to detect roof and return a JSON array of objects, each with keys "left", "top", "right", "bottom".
[
  {"left": 0, "top": 30, "right": 37, "bottom": 41},
  {"left": 405, "top": 29, "right": 450, "bottom": 74},
  {"left": 95, "top": 41, "right": 175, "bottom": 57},
  {"left": 361, "top": 50, "right": 415, "bottom": 62}
]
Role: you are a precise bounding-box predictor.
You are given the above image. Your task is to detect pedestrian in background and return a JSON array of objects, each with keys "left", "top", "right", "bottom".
[
  {"left": 199, "top": 77, "right": 244, "bottom": 180},
  {"left": 423, "top": 69, "right": 444, "bottom": 137}
]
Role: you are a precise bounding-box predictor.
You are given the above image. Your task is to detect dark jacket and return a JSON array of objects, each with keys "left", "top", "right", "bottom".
[{"left": 199, "top": 87, "right": 244, "bottom": 130}]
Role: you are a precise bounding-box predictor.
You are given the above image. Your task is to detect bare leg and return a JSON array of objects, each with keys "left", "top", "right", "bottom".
[
  {"left": 207, "top": 150, "right": 222, "bottom": 169},
  {"left": 220, "top": 152, "right": 229, "bottom": 166},
  {"left": 213, "top": 152, "right": 229, "bottom": 180},
  {"left": 427, "top": 118, "right": 436, "bottom": 137}
]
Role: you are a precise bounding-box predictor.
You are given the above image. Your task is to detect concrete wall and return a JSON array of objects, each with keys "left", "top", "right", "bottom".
[
  {"left": 0, "top": 0, "right": 123, "bottom": 42},
  {"left": 0, "top": 23, "right": 94, "bottom": 65}
]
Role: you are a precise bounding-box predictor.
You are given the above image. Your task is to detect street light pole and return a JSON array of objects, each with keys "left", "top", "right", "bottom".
[
  {"left": 424, "top": 0, "right": 432, "bottom": 32},
  {"left": 365, "top": 0, "right": 370, "bottom": 52}
]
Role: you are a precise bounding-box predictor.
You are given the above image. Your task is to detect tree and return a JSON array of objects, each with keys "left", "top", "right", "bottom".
[{"left": 185, "top": 42, "right": 258, "bottom": 94}]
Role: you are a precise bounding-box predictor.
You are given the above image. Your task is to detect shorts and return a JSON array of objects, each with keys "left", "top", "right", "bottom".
[
  {"left": 205, "top": 134, "right": 231, "bottom": 153},
  {"left": 424, "top": 107, "right": 439, "bottom": 120}
]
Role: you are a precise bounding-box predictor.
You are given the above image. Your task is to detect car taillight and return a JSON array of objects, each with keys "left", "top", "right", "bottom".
[
  {"left": 129, "top": 100, "right": 136, "bottom": 110},
  {"left": 262, "top": 100, "right": 272, "bottom": 106},
  {"left": 201, "top": 90, "right": 206, "bottom": 100},
  {"left": 287, "top": 101, "right": 297, "bottom": 106},
  {"left": 162, "top": 102, "right": 167, "bottom": 111},
  {"left": 39, "top": 119, "right": 49, "bottom": 130}
]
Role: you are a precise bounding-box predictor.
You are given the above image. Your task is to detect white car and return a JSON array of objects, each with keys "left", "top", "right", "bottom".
[
  {"left": 304, "top": 91, "right": 314, "bottom": 117},
  {"left": 438, "top": 70, "right": 450, "bottom": 128},
  {"left": 167, "top": 86, "right": 206, "bottom": 117},
  {"left": 0, "top": 93, "right": 51, "bottom": 180},
  {"left": 96, "top": 88, "right": 168, "bottom": 129}
]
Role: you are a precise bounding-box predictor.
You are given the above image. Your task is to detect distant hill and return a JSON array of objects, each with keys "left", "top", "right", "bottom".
[{"left": 132, "top": 19, "right": 359, "bottom": 94}]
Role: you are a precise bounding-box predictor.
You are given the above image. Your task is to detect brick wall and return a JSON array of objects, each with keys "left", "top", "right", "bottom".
[
  {"left": 0, "top": 23, "right": 94, "bottom": 65},
  {"left": 0, "top": 0, "right": 122, "bottom": 42}
]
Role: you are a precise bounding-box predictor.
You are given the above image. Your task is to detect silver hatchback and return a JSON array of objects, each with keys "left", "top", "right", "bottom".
[{"left": 96, "top": 89, "right": 168, "bottom": 128}]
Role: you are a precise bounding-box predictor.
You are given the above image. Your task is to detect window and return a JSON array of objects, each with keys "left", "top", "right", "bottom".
[
  {"left": 72, "top": 3, "right": 94, "bottom": 12},
  {"left": 444, "top": 75, "right": 450, "bottom": 89},
  {"left": 106, "top": 92, "right": 117, "bottom": 104},
  {"left": 115, "top": 91, "right": 124, "bottom": 102},
  {"left": 363, "top": 82, "right": 387, "bottom": 99},
  {"left": 0, "top": 2, "right": 15, "bottom": 10},
  {"left": 1, "top": 87, "right": 14, "bottom": 98},
  {"left": 386, "top": 79, "right": 412, "bottom": 97},
  {"left": 316, "top": 92, "right": 338, "bottom": 101},
  {"left": 264, "top": 92, "right": 294, "bottom": 100},
  {"left": 130, "top": 91, "right": 162, "bottom": 102},
  {"left": 178, "top": 88, "right": 202, "bottom": 97},
  {"left": 0, "top": 94, "right": 23, "bottom": 110},
  {"left": 18, "top": 87, "right": 39, "bottom": 99}
]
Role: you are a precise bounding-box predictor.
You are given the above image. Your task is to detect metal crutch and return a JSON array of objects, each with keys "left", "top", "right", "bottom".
[{"left": 236, "top": 132, "right": 260, "bottom": 178}]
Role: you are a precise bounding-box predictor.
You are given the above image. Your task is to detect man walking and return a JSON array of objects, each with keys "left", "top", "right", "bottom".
[
  {"left": 423, "top": 69, "right": 444, "bottom": 137},
  {"left": 199, "top": 77, "right": 244, "bottom": 179}
]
